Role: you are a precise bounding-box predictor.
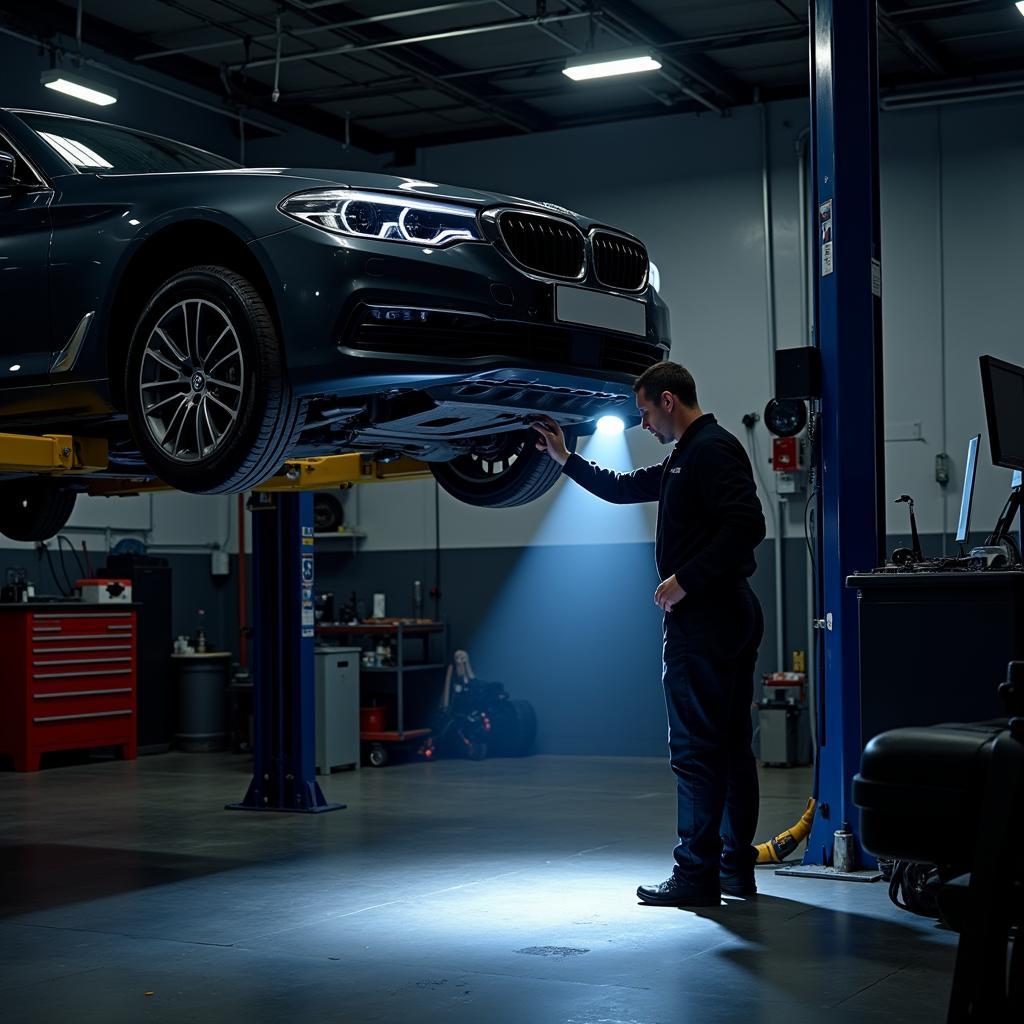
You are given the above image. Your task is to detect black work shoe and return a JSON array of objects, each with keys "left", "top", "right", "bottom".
[
  {"left": 720, "top": 871, "right": 757, "bottom": 898},
  {"left": 636, "top": 876, "right": 721, "bottom": 908},
  {"left": 720, "top": 844, "right": 758, "bottom": 897}
]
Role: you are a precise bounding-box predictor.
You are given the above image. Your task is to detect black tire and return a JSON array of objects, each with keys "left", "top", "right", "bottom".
[
  {"left": 314, "top": 493, "right": 344, "bottom": 532},
  {"left": 486, "top": 700, "right": 519, "bottom": 758},
  {"left": 368, "top": 744, "right": 388, "bottom": 768},
  {"left": 430, "top": 428, "right": 576, "bottom": 508},
  {"left": 125, "top": 265, "right": 304, "bottom": 494},
  {"left": 0, "top": 481, "right": 77, "bottom": 542},
  {"left": 508, "top": 699, "right": 537, "bottom": 756},
  {"left": 467, "top": 740, "right": 488, "bottom": 762}
]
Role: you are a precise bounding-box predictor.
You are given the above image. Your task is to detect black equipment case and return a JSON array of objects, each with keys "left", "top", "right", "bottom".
[{"left": 852, "top": 663, "right": 1024, "bottom": 1022}]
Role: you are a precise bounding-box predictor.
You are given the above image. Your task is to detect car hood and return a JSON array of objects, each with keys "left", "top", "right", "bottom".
[{"left": 236, "top": 166, "right": 586, "bottom": 222}]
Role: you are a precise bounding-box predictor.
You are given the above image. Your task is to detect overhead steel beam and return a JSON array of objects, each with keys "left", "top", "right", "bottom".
[
  {"left": 0, "top": 23, "right": 281, "bottom": 134},
  {"left": 595, "top": 0, "right": 749, "bottom": 104},
  {"left": 201, "top": 0, "right": 510, "bottom": 147},
  {"left": 878, "top": 2, "right": 949, "bottom": 77},
  {"left": 272, "top": 22, "right": 813, "bottom": 110},
  {"left": 882, "top": 72, "right": 1024, "bottom": 109},
  {"left": 190, "top": 0, "right": 413, "bottom": 106},
  {"left": 135, "top": 1, "right": 500, "bottom": 61},
  {"left": 226, "top": 12, "right": 590, "bottom": 71},
  {"left": 888, "top": 0, "right": 1008, "bottom": 23},
  {"left": 397, "top": 92, "right": 765, "bottom": 149},
  {"left": 2, "top": 0, "right": 393, "bottom": 151},
  {"left": 662, "top": 22, "right": 808, "bottom": 54},
  {"left": 492, "top": 1, "right": 719, "bottom": 115},
  {"left": 272, "top": 0, "right": 554, "bottom": 137}
]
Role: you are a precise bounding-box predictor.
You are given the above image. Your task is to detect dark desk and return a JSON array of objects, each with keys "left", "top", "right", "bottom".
[{"left": 848, "top": 571, "right": 1024, "bottom": 747}]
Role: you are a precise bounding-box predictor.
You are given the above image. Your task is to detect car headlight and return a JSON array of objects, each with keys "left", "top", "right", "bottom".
[
  {"left": 648, "top": 259, "right": 661, "bottom": 293},
  {"left": 279, "top": 188, "right": 484, "bottom": 247}
]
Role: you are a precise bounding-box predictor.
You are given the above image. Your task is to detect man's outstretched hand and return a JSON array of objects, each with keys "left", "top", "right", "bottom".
[
  {"left": 655, "top": 575, "right": 686, "bottom": 612},
  {"left": 532, "top": 418, "right": 570, "bottom": 466}
]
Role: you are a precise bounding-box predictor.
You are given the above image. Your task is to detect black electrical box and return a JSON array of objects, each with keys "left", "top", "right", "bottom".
[
  {"left": 101, "top": 554, "right": 174, "bottom": 753},
  {"left": 775, "top": 346, "right": 821, "bottom": 400}
]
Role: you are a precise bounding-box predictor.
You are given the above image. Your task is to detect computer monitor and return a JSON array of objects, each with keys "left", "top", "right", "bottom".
[
  {"left": 1015, "top": 470, "right": 1023, "bottom": 554},
  {"left": 955, "top": 434, "right": 981, "bottom": 547},
  {"left": 980, "top": 355, "right": 1024, "bottom": 471}
]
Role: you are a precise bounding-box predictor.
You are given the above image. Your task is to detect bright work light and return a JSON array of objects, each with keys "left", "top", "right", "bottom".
[
  {"left": 563, "top": 49, "right": 662, "bottom": 82},
  {"left": 41, "top": 69, "right": 118, "bottom": 106},
  {"left": 597, "top": 415, "right": 625, "bottom": 436}
]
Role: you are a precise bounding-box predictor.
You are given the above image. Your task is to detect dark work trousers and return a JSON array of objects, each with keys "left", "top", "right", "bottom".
[{"left": 662, "top": 583, "right": 764, "bottom": 887}]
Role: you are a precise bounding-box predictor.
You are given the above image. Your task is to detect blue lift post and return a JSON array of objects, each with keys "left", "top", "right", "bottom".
[
  {"left": 227, "top": 491, "right": 344, "bottom": 814},
  {"left": 804, "top": 0, "right": 886, "bottom": 869}
]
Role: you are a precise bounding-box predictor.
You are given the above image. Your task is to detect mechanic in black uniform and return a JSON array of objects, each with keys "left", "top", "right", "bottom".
[{"left": 533, "top": 361, "right": 766, "bottom": 907}]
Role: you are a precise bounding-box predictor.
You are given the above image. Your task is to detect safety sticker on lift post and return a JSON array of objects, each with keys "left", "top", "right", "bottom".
[
  {"left": 820, "top": 199, "right": 833, "bottom": 277},
  {"left": 301, "top": 527, "right": 315, "bottom": 638}
]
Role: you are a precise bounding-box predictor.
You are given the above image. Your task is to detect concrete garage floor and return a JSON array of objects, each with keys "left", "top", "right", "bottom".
[{"left": 0, "top": 753, "right": 956, "bottom": 1023}]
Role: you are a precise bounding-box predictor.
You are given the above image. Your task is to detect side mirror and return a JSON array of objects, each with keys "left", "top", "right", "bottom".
[{"left": 0, "top": 151, "right": 18, "bottom": 188}]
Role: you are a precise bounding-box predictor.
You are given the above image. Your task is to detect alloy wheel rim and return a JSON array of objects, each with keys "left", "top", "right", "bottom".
[
  {"left": 450, "top": 435, "right": 526, "bottom": 483},
  {"left": 139, "top": 298, "right": 245, "bottom": 464}
]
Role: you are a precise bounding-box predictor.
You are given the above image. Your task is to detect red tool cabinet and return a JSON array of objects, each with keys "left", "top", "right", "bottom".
[{"left": 0, "top": 604, "right": 138, "bottom": 771}]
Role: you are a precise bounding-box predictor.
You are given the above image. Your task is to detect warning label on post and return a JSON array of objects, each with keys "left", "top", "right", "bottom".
[
  {"left": 301, "top": 556, "right": 315, "bottom": 637},
  {"left": 820, "top": 199, "right": 833, "bottom": 277}
]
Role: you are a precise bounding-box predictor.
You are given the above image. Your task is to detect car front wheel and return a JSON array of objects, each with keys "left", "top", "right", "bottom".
[
  {"left": 429, "top": 428, "right": 576, "bottom": 508},
  {"left": 125, "top": 265, "right": 304, "bottom": 494}
]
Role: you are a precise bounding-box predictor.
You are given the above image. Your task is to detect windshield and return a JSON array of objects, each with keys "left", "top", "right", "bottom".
[{"left": 17, "top": 113, "right": 240, "bottom": 174}]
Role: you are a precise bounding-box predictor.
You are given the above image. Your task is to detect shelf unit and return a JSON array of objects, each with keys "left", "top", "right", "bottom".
[
  {"left": 313, "top": 527, "right": 367, "bottom": 556},
  {"left": 315, "top": 621, "right": 447, "bottom": 741}
]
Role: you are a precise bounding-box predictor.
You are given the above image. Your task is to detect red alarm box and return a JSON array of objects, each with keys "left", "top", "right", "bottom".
[{"left": 772, "top": 436, "right": 805, "bottom": 472}]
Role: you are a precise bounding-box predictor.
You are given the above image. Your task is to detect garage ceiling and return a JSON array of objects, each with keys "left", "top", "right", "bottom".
[{"left": 3, "top": 1, "right": 1024, "bottom": 156}]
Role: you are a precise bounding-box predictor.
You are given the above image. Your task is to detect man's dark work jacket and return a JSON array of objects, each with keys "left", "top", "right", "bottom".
[{"left": 561, "top": 413, "right": 767, "bottom": 598}]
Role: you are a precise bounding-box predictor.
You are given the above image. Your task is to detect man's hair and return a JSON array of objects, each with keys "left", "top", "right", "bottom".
[{"left": 633, "top": 361, "right": 698, "bottom": 407}]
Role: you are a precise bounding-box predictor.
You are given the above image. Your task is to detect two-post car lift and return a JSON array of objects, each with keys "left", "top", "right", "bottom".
[{"left": 0, "top": 428, "right": 431, "bottom": 813}]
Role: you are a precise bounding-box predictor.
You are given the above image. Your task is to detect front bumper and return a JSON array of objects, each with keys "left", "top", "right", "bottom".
[{"left": 252, "top": 223, "right": 671, "bottom": 405}]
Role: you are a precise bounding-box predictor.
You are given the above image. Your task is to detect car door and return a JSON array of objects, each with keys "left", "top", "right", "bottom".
[{"left": 0, "top": 129, "right": 53, "bottom": 389}]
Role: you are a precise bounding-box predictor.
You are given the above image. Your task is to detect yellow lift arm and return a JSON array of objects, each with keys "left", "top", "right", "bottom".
[
  {"left": 0, "top": 432, "right": 108, "bottom": 474},
  {"left": 255, "top": 455, "right": 432, "bottom": 491},
  {"left": 0, "top": 431, "right": 431, "bottom": 494}
]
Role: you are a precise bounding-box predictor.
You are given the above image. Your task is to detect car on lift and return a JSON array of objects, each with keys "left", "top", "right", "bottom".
[{"left": 0, "top": 109, "right": 670, "bottom": 540}]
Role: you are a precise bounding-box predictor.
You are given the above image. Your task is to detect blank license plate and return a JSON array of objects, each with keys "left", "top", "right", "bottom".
[{"left": 555, "top": 285, "right": 646, "bottom": 337}]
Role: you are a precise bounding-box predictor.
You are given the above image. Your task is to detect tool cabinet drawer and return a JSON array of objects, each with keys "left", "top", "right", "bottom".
[
  {"left": 31, "top": 612, "right": 134, "bottom": 642},
  {"left": 0, "top": 605, "right": 139, "bottom": 771}
]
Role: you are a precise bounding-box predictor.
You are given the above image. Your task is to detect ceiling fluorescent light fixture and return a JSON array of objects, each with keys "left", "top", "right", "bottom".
[
  {"left": 563, "top": 48, "right": 661, "bottom": 82},
  {"left": 41, "top": 69, "right": 118, "bottom": 106},
  {"left": 1018, "top": 2, "right": 1024, "bottom": 15}
]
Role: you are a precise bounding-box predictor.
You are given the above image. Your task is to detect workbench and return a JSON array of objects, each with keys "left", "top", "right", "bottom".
[{"left": 849, "top": 571, "right": 1024, "bottom": 748}]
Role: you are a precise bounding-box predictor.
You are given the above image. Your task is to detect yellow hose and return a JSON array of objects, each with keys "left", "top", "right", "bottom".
[{"left": 756, "top": 797, "right": 816, "bottom": 864}]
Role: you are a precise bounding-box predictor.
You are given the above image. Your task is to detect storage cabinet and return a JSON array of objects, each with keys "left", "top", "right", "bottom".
[
  {"left": 315, "top": 645, "right": 361, "bottom": 774},
  {"left": 316, "top": 622, "right": 447, "bottom": 749},
  {"left": 0, "top": 604, "right": 138, "bottom": 771}
]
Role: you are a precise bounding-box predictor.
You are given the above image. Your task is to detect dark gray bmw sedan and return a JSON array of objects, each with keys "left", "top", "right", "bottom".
[{"left": 0, "top": 109, "right": 670, "bottom": 537}]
